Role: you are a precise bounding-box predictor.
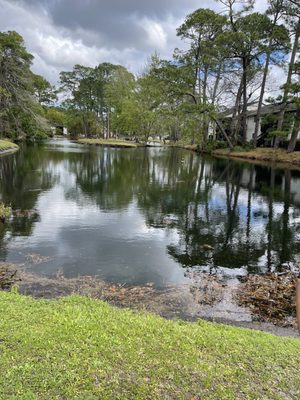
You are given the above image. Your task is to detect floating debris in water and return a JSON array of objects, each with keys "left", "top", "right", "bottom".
[
  {"left": 236, "top": 270, "right": 299, "bottom": 327},
  {"left": 25, "top": 253, "right": 51, "bottom": 265},
  {"left": 0, "top": 263, "right": 19, "bottom": 289},
  {"left": 184, "top": 269, "right": 226, "bottom": 305}
]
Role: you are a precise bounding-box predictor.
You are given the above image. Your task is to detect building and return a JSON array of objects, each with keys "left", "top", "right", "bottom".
[{"left": 221, "top": 102, "right": 299, "bottom": 144}]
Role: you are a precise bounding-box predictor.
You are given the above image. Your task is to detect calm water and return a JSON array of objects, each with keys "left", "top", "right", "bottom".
[{"left": 1, "top": 138, "right": 300, "bottom": 287}]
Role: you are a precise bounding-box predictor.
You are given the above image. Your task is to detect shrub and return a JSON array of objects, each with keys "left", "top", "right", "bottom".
[
  {"left": 202, "top": 140, "right": 228, "bottom": 153},
  {"left": 0, "top": 203, "right": 11, "bottom": 223}
]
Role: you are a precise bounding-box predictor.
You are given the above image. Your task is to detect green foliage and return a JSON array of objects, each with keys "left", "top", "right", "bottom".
[
  {"left": 0, "top": 202, "right": 11, "bottom": 222},
  {"left": 33, "top": 74, "right": 57, "bottom": 105},
  {"left": 0, "top": 2, "right": 298, "bottom": 148},
  {"left": 202, "top": 140, "right": 228, "bottom": 153},
  {"left": 262, "top": 107, "right": 295, "bottom": 139},
  {"left": 59, "top": 63, "right": 134, "bottom": 138},
  {"left": 0, "top": 31, "right": 50, "bottom": 140},
  {"left": 45, "top": 108, "right": 66, "bottom": 126}
]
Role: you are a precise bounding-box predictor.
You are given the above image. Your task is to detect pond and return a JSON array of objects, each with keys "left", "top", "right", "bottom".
[{"left": 0, "top": 139, "right": 300, "bottom": 331}]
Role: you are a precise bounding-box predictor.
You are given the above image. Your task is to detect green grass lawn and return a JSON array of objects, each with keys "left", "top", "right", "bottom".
[
  {"left": 77, "top": 138, "right": 138, "bottom": 148},
  {"left": 0, "top": 139, "right": 19, "bottom": 153},
  {"left": 0, "top": 292, "right": 299, "bottom": 399}
]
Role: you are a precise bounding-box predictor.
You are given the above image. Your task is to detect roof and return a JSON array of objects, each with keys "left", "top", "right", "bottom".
[{"left": 222, "top": 102, "right": 297, "bottom": 119}]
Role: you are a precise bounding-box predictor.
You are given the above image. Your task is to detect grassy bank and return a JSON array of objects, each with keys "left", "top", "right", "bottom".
[
  {"left": 212, "top": 147, "right": 300, "bottom": 166},
  {"left": 77, "top": 138, "right": 138, "bottom": 148},
  {"left": 0, "top": 292, "right": 299, "bottom": 399},
  {"left": 0, "top": 139, "right": 19, "bottom": 154}
]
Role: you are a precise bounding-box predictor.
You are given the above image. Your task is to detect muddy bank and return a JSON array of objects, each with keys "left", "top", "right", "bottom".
[
  {"left": 211, "top": 148, "right": 300, "bottom": 170},
  {"left": 180, "top": 144, "right": 300, "bottom": 171},
  {"left": 1, "top": 261, "right": 298, "bottom": 337}
]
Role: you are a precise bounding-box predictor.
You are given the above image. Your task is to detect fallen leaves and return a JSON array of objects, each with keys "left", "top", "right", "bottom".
[{"left": 236, "top": 271, "right": 298, "bottom": 326}]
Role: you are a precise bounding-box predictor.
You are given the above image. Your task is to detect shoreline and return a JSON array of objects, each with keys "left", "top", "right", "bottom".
[
  {"left": 73, "top": 139, "right": 300, "bottom": 172},
  {"left": 177, "top": 144, "right": 300, "bottom": 170},
  {"left": 1, "top": 263, "right": 298, "bottom": 338},
  {"left": 212, "top": 148, "right": 300, "bottom": 167},
  {"left": 76, "top": 138, "right": 142, "bottom": 148},
  {"left": 0, "top": 140, "right": 19, "bottom": 157}
]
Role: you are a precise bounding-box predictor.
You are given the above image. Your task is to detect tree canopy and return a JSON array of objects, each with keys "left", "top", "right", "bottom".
[{"left": 0, "top": 1, "right": 299, "bottom": 149}]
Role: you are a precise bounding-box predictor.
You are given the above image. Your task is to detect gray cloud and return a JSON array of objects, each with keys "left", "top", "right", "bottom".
[
  {"left": 1, "top": 0, "right": 268, "bottom": 84},
  {"left": 13, "top": 0, "right": 208, "bottom": 50}
]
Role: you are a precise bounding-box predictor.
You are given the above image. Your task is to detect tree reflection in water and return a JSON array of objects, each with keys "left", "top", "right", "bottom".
[{"left": 1, "top": 139, "right": 300, "bottom": 283}]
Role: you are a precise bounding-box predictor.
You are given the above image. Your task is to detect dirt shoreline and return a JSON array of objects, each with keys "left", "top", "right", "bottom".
[
  {"left": 1, "top": 262, "right": 298, "bottom": 338},
  {"left": 176, "top": 144, "right": 300, "bottom": 170},
  {"left": 75, "top": 138, "right": 143, "bottom": 149},
  {"left": 212, "top": 148, "right": 300, "bottom": 169}
]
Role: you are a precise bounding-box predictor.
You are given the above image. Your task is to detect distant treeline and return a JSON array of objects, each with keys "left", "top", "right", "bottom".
[{"left": 0, "top": 1, "right": 299, "bottom": 150}]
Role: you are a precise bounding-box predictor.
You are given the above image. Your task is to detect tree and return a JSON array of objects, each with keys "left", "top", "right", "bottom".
[
  {"left": 0, "top": 31, "right": 49, "bottom": 139},
  {"left": 287, "top": 58, "right": 300, "bottom": 152},
  {"left": 218, "top": 9, "right": 280, "bottom": 143},
  {"left": 33, "top": 74, "right": 57, "bottom": 105},
  {"left": 59, "top": 64, "right": 98, "bottom": 137},
  {"left": 253, "top": 0, "right": 290, "bottom": 147},
  {"left": 149, "top": 56, "right": 233, "bottom": 148},
  {"left": 275, "top": 0, "right": 300, "bottom": 150},
  {"left": 59, "top": 63, "right": 134, "bottom": 138},
  {"left": 45, "top": 108, "right": 66, "bottom": 126},
  {"left": 105, "top": 65, "right": 136, "bottom": 137},
  {"left": 176, "top": 8, "right": 228, "bottom": 143}
]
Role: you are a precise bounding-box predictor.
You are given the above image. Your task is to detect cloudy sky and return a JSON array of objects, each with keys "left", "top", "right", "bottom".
[{"left": 1, "top": 0, "right": 269, "bottom": 84}]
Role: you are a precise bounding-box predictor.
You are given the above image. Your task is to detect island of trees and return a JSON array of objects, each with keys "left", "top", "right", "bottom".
[{"left": 0, "top": 0, "right": 299, "bottom": 152}]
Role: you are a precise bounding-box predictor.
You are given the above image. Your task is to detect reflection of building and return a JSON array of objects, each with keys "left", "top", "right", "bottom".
[
  {"left": 291, "top": 177, "right": 300, "bottom": 203},
  {"left": 221, "top": 102, "right": 298, "bottom": 144}
]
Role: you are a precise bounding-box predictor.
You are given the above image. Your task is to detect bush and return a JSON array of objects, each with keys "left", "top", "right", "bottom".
[
  {"left": 201, "top": 140, "right": 228, "bottom": 153},
  {"left": 0, "top": 203, "right": 11, "bottom": 223}
]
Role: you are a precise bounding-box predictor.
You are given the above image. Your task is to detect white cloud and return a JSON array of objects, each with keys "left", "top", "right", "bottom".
[
  {"left": 0, "top": 0, "right": 288, "bottom": 94},
  {"left": 140, "top": 18, "right": 167, "bottom": 50},
  {"left": 0, "top": 0, "right": 148, "bottom": 82}
]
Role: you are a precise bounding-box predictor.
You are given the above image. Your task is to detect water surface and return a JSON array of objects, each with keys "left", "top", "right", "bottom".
[{"left": 1, "top": 139, "right": 300, "bottom": 288}]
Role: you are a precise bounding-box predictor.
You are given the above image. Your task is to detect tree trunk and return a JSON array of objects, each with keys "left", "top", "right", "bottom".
[
  {"left": 253, "top": 44, "right": 271, "bottom": 146},
  {"left": 211, "top": 62, "right": 222, "bottom": 106},
  {"left": 275, "top": 19, "right": 300, "bottom": 148},
  {"left": 212, "top": 116, "right": 234, "bottom": 149},
  {"left": 241, "top": 58, "right": 248, "bottom": 144},
  {"left": 202, "top": 65, "right": 209, "bottom": 143},
  {"left": 230, "top": 78, "right": 243, "bottom": 140},
  {"left": 253, "top": 9, "right": 281, "bottom": 147},
  {"left": 287, "top": 108, "right": 300, "bottom": 152},
  {"left": 297, "top": 279, "right": 300, "bottom": 334}
]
